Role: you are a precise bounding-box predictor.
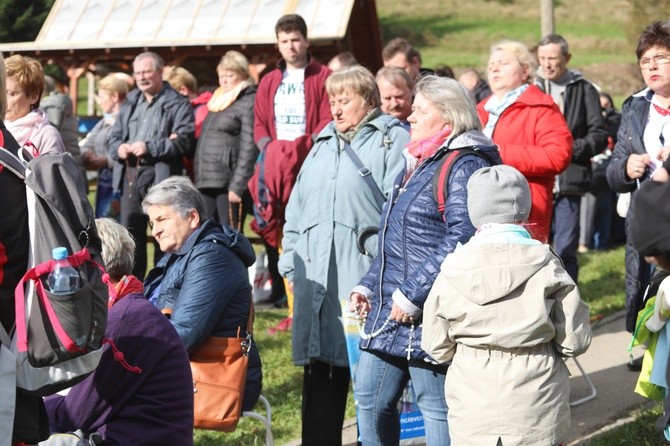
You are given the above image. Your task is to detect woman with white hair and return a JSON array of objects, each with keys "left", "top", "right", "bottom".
[
  {"left": 142, "top": 176, "right": 262, "bottom": 413},
  {"left": 349, "top": 75, "right": 502, "bottom": 445},
  {"left": 477, "top": 39, "right": 573, "bottom": 242},
  {"left": 43, "top": 218, "right": 194, "bottom": 444}
]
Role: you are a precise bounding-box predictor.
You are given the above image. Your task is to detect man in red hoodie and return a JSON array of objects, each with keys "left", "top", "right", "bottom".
[{"left": 249, "top": 14, "right": 331, "bottom": 312}]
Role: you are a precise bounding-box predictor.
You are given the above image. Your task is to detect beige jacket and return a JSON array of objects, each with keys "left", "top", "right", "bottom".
[{"left": 422, "top": 230, "right": 591, "bottom": 446}]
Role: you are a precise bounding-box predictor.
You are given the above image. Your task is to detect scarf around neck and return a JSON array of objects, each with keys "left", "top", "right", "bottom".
[
  {"left": 207, "top": 79, "right": 252, "bottom": 113},
  {"left": 336, "top": 108, "right": 382, "bottom": 144},
  {"left": 482, "top": 84, "right": 528, "bottom": 138},
  {"left": 108, "top": 275, "right": 144, "bottom": 308},
  {"left": 403, "top": 126, "right": 453, "bottom": 175},
  {"left": 6, "top": 108, "right": 50, "bottom": 146}
]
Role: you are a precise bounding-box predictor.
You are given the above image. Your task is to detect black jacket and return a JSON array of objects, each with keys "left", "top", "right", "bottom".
[
  {"left": 537, "top": 71, "right": 608, "bottom": 195},
  {"left": 194, "top": 86, "right": 259, "bottom": 196},
  {"left": 606, "top": 92, "right": 652, "bottom": 332}
]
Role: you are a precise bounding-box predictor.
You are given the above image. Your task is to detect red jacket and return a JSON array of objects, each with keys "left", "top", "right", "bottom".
[
  {"left": 248, "top": 59, "right": 332, "bottom": 247},
  {"left": 477, "top": 85, "right": 573, "bottom": 241}
]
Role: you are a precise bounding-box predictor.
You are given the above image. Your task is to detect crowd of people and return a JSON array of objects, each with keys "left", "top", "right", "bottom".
[{"left": 4, "top": 10, "right": 670, "bottom": 446}]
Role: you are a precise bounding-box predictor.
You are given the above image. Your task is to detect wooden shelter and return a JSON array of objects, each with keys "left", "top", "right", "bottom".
[{"left": 0, "top": 0, "right": 383, "bottom": 113}]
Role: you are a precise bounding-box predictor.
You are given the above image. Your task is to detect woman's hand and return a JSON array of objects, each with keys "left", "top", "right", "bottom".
[
  {"left": 228, "top": 190, "right": 242, "bottom": 203},
  {"left": 658, "top": 145, "right": 670, "bottom": 164},
  {"left": 349, "top": 292, "right": 371, "bottom": 318},
  {"left": 626, "top": 153, "right": 651, "bottom": 180},
  {"left": 390, "top": 302, "right": 414, "bottom": 325}
]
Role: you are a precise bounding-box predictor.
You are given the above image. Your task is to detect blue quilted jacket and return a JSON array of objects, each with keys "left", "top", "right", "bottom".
[{"left": 355, "top": 130, "right": 501, "bottom": 360}]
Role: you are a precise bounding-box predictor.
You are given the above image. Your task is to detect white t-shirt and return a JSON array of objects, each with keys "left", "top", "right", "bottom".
[{"left": 274, "top": 68, "right": 306, "bottom": 141}]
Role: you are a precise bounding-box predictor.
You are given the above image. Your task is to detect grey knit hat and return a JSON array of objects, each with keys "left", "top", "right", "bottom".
[{"left": 467, "top": 165, "right": 532, "bottom": 228}]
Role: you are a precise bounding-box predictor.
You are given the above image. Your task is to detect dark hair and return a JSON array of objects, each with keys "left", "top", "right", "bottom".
[
  {"left": 434, "top": 64, "right": 455, "bottom": 79},
  {"left": 382, "top": 37, "right": 421, "bottom": 64},
  {"left": 329, "top": 52, "right": 358, "bottom": 69},
  {"left": 537, "top": 34, "right": 570, "bottom": 56},
  {"left": 636, "top": 21, "right": 670, "bottom": 60},
  {"left": 599, "top": 91, "right": 615, "bottom": 109},
  {"left": 275, "top": 14, "right": 308, "bottom": 39}
]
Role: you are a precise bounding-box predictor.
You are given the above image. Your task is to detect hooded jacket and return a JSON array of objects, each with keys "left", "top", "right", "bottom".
[
  {"left": 422, "top": 224, "right": 592, "bottom": 445},
  {"left": 279, "top": 112, "right": 407, "bottom": 367},
  {"left": 144, "top": 219, "right": 262, "bottom": 411},
  {"left": 354, "top": 130, "right": 501, "bottom": 361}
]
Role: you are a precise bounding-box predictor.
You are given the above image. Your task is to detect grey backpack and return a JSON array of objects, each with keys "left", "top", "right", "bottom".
[{"left": 0, "top": 148, "right": 109, "bottom": 396}]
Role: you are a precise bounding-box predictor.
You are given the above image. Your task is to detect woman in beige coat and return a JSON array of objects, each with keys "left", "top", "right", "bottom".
[{"left": 422, "top": 165, "right": 592, "bottom": 446}]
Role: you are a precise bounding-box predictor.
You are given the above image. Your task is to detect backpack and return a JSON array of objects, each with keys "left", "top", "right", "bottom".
[
  {"left": 431, "top": 147, "right": 492, "bottom": 220},
  {"left": 0, "top": 145, "right": 109, "bottom": 396}
]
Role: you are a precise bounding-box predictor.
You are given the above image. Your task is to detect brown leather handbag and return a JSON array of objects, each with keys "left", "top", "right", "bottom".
[{"left": 189, "top": 294, "right": 254, "bottom": 432}]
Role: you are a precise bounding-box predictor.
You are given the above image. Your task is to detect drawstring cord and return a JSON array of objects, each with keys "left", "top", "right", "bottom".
[{"left": 103, "top": 338, "right": 143, "bottom": 374}]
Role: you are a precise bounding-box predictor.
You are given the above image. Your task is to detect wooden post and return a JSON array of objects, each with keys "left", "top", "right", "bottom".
[{"left": 540, "top": 0, "right": 555, "bottom": 37}]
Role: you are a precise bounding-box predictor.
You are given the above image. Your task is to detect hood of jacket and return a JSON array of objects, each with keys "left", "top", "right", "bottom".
[
  {"left": 441, "top": 225, "right": 554, "bottom": 305},
  {"left": 445, "top": 129, "right": 498, "bottom": 154},
  {"left": 178, "top": 219, "right": 256, "bottom": 267}
]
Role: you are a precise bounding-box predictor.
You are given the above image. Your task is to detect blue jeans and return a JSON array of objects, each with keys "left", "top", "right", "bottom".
[
  {"left": 552, "top": 194, "right": 581, "bottom": 282},
  {"left": 355, "top": 350, "right": 449, "bottom": 445}
]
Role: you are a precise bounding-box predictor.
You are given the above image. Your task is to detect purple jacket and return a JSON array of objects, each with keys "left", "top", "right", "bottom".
[{"left": 44, "top": 293, "right": 194, "bottom": 445}]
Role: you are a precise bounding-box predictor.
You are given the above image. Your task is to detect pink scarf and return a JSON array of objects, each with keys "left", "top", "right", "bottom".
[
  {"left": 6, "top": 109, "right": 50, "bottom": 147},
  {"left": 403, "top": 126, "right": 453, "bottom": 176}
]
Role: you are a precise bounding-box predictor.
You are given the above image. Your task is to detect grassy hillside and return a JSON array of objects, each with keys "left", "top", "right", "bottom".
[{"left": 376, "top": 0, "right": 642, "bottom": 102}]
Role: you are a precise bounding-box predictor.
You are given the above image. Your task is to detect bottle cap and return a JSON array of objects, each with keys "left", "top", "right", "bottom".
[{"left": 52, "top": 247, "right": 68, "bottom": 260}]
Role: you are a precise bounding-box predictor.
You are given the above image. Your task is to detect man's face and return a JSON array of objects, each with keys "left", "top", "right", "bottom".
[
  {"left": 384, "top": 53, "right": 421, "bottom": 83},
  {"left": 277, "top": 30, "right": 309, "bottom": 69},
  {"left": 133, "top": 57, "right": 163, "bottom": 97},
  {"left": 537, "top": 43, "right": 570, "bottom": 82},
  {"left": 377, "top": 77, "right": 412, "bottom": 121}
]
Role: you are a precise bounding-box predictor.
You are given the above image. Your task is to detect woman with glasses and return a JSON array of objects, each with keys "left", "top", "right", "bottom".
[{"left": 606, "top": 21, "right": 670, "bottom": 335}]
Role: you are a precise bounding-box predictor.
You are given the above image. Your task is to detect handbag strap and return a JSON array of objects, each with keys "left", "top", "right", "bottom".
[
  {"left": 341, "top": 138, "right": 386, "bottom": 209},
  {"left": 245, "top": 291, "right": 254, "bottom": 336}
]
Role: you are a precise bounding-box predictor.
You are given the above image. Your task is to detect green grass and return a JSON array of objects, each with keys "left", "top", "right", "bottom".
[
  {"left": 194, "top": 245, "right": 629, "bottom": 444},
  {"left": 586, "top": 404, "right": 669, "bottom": 446}
]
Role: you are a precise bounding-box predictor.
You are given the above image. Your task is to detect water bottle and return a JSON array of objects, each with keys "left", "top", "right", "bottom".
[{"left": 48, "top": 247, "right": 81, "bottom": 294}]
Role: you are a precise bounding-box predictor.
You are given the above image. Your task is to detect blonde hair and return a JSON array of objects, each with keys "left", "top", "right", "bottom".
[
  {"left": 217, "top": 51, "right": 251, "bottom": 81},
  {"left": 98, "top": 74, "right": 129, "bottom": 101},
  {"left": 326, "top": 65, "right": 380, "bottom": 108},
  {"left": 5, "top": 54, "right": 45, "bottom": 110},
  {"left": 414, "top": 76, "right": 481, "bottom": 134},
  {"left": 164, "top": 66, "right": 198, "bottom": 94},
  {"left": 489, "top": 39, "right": 536, "bottom": 84}
]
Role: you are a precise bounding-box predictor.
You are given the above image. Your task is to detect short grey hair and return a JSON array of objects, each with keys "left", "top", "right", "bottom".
[
  {"left": 134, "top": 51, "right": 164, "bottom": 71},
  {"left": 376, "top": 66, "right": 413, "bottom": 91},
  {"left": 414, "top": 75, "right": 481, "bottom": 134},
  {"left": 326, "top": 65, "right": 381, "bottom": 108},
  {"left": 95, "top": 218, "right": 135, "bottom": 281},
  {"left": 142, "top": 176, "right": 206, "bottom": 222},
  {"left": 537, "top": 34, "right": 569, "bottom": 57}
]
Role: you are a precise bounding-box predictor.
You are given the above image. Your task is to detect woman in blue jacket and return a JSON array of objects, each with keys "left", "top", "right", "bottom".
[
  {"left": 349, "top": 76, "right": 501, "bottom": 445},
  {"left": 143, "top": 176, "right": 262, "bottom": 412}
]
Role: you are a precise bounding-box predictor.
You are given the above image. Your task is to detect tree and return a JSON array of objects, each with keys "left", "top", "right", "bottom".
[{"left": 0, "top": 0, "right": 55, "bottom": 43}]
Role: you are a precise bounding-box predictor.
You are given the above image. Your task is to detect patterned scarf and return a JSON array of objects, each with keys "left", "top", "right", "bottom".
[
  {"left": 482, "top": 84, "right": 528, "bottom": 138},
  {"left": 403, "top": 126, "right": 453, "bottom": 176},
  {"left": 207, "top": 79, "right": 252, "bottom": 113},
  {"left": 108, "top": 275, "right": 144, "bottom": 308}
]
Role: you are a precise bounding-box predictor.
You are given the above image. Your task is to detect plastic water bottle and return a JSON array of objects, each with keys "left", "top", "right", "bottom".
[{"left": 48, "top": 247, "right": 81, "bottom": 294}]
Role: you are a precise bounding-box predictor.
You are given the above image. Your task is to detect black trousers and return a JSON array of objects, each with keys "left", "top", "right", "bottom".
[
  {"left": 302, "top": 360, "right": 351, "bottom": 446},
  {"left": 200, "top": 187, "right": 252, "bottom": 230},
  {"left": 264, "top": 241, "right": 285, "bottom": 302},
  {"left": 120, "top": 166, "right": 155, "bottom": 280}
]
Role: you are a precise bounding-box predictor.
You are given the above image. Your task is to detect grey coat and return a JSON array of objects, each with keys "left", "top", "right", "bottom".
[{"left": 278, "top": 113, "right": 408, "bottom": 366}]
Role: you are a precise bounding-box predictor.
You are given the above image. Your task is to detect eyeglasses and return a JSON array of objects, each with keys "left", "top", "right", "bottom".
[
  {"left": 132, "top": 69, "right": 156, "bottom": 77},
  {"left": 639, "top": 53, "right": 670, "bottom": 69}
]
